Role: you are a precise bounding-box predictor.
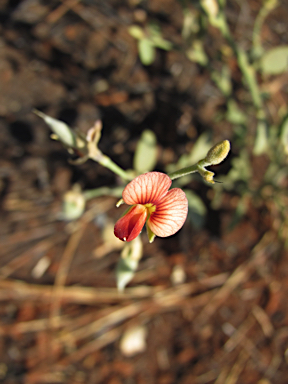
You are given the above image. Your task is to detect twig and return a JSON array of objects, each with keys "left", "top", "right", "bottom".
[
  {"left": 0, "top": 234, "right": 65, "bottom": 280},
  {"left": 193, "top": 232, "right": 276, "bottom": 328},
  {"left": 224, "top": 314, "right": 256, "bottom": 353},
  {"left": 0, "top": 225, "right": 57, "bottom": 251},
  {"left": 224, "top": 349, "right": 249, "bottom": 384},
  {"left": 49, "top": 223, "right": 87, "bottom": 328},
  {"left": 46, "top": 0, "right": 82, "bottom": 24},
  {"left": 0, "top": 279, "right": 162, "bottom": 304},
  {"left": 252, "top": 305, "right": 274, "bottom": 338}
]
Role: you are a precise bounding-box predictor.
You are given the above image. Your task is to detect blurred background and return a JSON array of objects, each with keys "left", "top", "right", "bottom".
[{"left": 1, "top": 0, "right": 288, "bottom": 383}]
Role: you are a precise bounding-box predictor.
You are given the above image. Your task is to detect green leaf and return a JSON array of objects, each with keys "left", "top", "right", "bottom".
[
  {"left": 182, "top": 9, "right": 200, "bottom": 40},
  {"left": 186, "top": 40, "right": 208, "bottom": 66},
  {"left": 260, "top": 46, "right": 288, "bottom": 75},
  {"left": 226, "top": 99, "right": 246, "bottom": 125},
  {"left": 280, "top": 115, "right": 288, "bottom": 154},
  {"left": 151, "top": 36, "right": 173, "bottom": 51},
  {"left": 116, "top": 237, "right": 143, "bottom": 291},
  {"left": 133, "top": 129, "right": 158, "bottom": 173},
  {"left": 253, "top": 120, "right": 269, "bottom": 155},
  {"left": 183, "top": 190, "right": 206, "bottom": 229},
  {"left": 128, "top": 25, "right": 145, "bottom": 40},
  {"left": 211, "top": 65, "right": 232, "bottom": 97},
  {"left": 138, "top": 38, "right": 156, "bottom": 65}
]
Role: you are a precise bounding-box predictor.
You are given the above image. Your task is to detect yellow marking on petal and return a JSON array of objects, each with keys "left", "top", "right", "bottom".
[{"left": 144, "top": 203, "right": 156, "bottom": 215}]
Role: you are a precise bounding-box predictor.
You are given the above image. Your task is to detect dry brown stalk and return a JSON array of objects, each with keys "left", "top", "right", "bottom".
[
  {"left": 0, "top": 234, "right": 65, "bottom": 279},
  {"left": 252, "top": 305, "right": 274, "bottom": 338},
  {"left": 0, "top": 279, "right": 161, "bottom": 303},
  {"left": 49, "top": 222, "right": 87, "bottom": 328},
  {"left": 59, "top": 302, "right": 145, "bottom": 344},
  {"left": 46, "top": 0, "right": 82, "bottom": 24},
  {"left": 193, "top": 232, "right": 276, "bottom": 328},
  {"left": 0, "top": 224, "right": 57, "bottom": 250},
  {"left": 224, "top": 349, "right": 249, "bottom": 384},
  {"left": 224, "top": 314, "right": 256, "bottom": 353},
  {"left": 60, "top": 326, "right": 122, "bottom": 365}
]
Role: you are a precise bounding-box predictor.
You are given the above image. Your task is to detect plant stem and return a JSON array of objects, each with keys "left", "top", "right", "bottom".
[
  {"left": 216, "top": 14, "right": 263, "bottom": 111},
  {"left": 83, "top": 186, "right": 124, "bottom": 200},
  {"left": 252, "top": 0, "right": 279, "bottom": 59},
  {"left": 89, "top": 152, "right": 133, "bottom": 181},
  {"left": 100, "top": 155, "right": 132, "bottom": 180},
  {"left": 168, "top": 164, "right": 199, "bottom": 180}
]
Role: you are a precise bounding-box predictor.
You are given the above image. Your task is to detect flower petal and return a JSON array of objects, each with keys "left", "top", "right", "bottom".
[
  {"left": 147, "top": 188, "right": 188, "bottom": 237},
  {"left": 114, "top": 204, "right": 147, "bottom": 242},
  {"left": 122, "top": 172, "right": 171, "bottom": 206}
]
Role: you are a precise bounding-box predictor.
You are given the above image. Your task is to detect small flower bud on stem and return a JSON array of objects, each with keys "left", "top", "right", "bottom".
[{"left": 204, "top": 140, "right": 231, "bottom": 166}]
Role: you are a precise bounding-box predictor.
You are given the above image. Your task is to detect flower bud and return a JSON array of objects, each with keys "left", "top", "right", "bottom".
[
  {"left": 62, "top": 184, "right": 86, "bottom": 220},
  {"left": 205, "top": 140, "right": 230, "bottom": 166}
]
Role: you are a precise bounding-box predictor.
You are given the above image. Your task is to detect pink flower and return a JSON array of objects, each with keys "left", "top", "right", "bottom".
[{"left": 114, "top": 172, "right": 188, "bottom": 242}]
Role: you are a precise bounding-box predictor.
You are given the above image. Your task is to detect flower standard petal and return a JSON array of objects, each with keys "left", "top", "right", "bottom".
[
  {"left": 147, "top": 188, "right": 188, "bottom": 238},
  {"left": 122, "top": 172, "right": 172, "bottom": 205},
  {"left": 114, "top": 204, "right": 148, "bottom": 242}
]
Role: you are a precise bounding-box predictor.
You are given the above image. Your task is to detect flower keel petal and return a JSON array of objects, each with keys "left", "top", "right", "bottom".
[
  {"left": 114, "top": 204, "right": 147, "bottom": 242},
  {"left": 122, "top": 172, "right": 172, "bottom": 205},
  {"left": 148, "top": 188, "right": 188, "bottom": 238}
]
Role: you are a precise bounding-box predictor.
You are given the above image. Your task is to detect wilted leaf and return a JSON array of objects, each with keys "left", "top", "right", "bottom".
[
  {"left": 133, "top": 129, "right": 157, "bottom": 173},
  {"left": 260, "top": 46, "right": 288, "bottom": 75},
  {"left": 34, "top": 109, "right": 78, "bottom": 148}
]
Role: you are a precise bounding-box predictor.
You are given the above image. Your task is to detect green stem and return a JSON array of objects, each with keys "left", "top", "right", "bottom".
[
  {"left": 168, "top": 164, "right": 199, "bottom": 180},
  {"left": 84, "top": 186, "right": 124, "bottom": 200},
  {"left": 216, "top": 14, "right": 263, "bottom": 111},
  {"left": 252, "top": 0, "right": 278, "bottom": 58},
  {"left": 90, "top": 153, "right": 133, "bottom": 181},
  {"left": 100, "top": 155, "right": 132, "bottom": 180}
]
